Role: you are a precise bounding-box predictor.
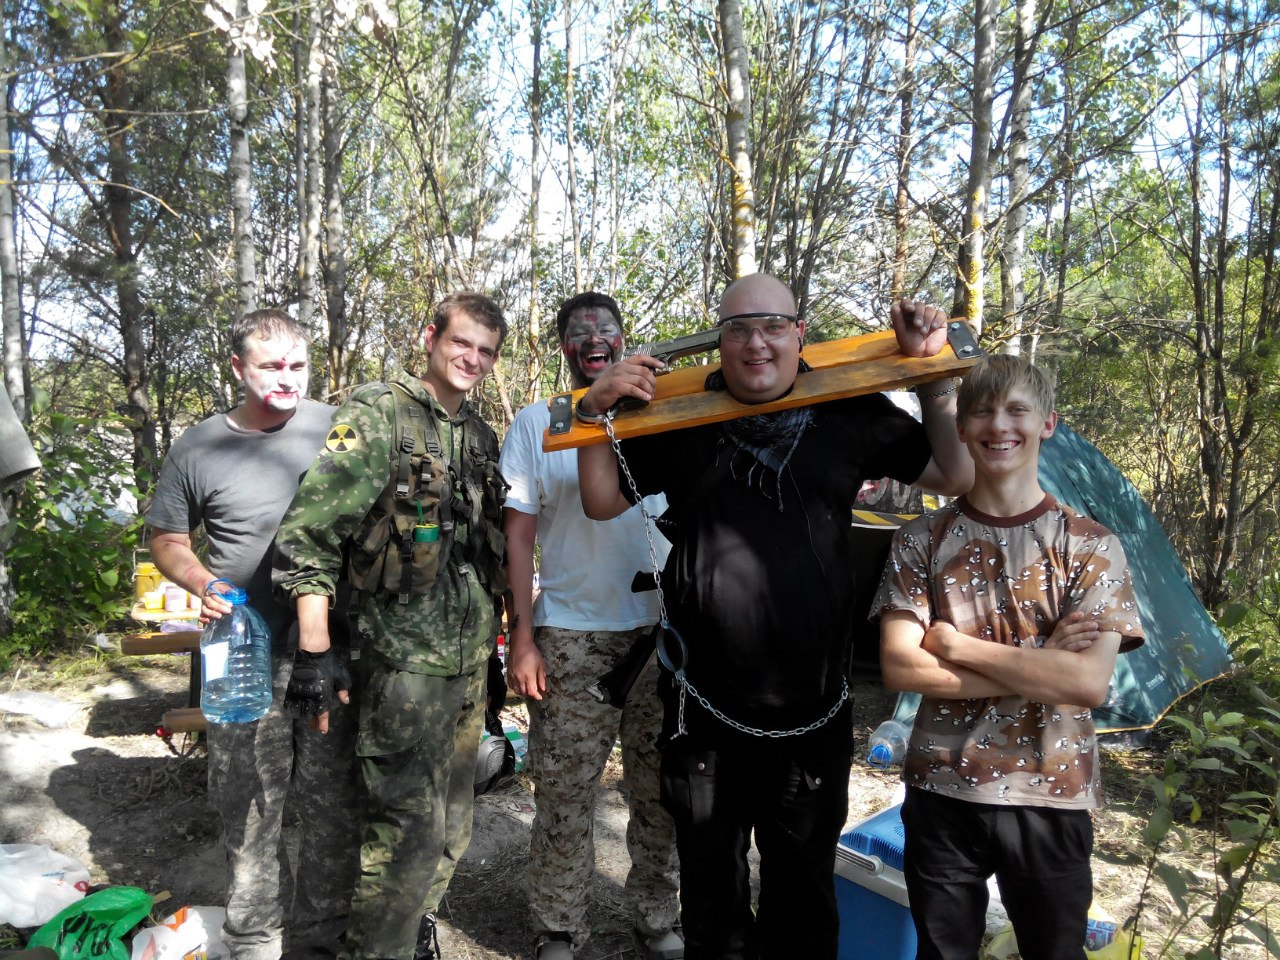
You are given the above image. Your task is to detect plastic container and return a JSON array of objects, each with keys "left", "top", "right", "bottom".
[
  {"left": 163, "top": 585, "right": 187, "bottom": 613},
  {"left": 867, "top": 719, "right": 910, "bottom": 768},
  {"left": 200, "top": 581, "right": 272, "bottom": 724},
  {"left": 134, "top": 562, "right": 161, "bottom": 600},
  {"left": 835, "top": 804, "right": 915, "bottom": 960}
]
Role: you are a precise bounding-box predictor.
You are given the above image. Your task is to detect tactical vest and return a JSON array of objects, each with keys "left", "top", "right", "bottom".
[{"left": 346, "top": 381, "right": 508, "bottom": 604}]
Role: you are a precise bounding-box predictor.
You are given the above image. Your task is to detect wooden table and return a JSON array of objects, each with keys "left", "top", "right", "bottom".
[{"left": 120, "top": 627, "right": 207, "bottom": 733}]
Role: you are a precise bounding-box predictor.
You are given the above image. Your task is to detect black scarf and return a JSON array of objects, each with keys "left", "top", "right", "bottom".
[{"left": 705, "top": 359, "right": 814, "bottom": 510}]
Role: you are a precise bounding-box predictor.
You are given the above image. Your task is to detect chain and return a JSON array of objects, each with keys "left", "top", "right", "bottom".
[
  {"left": 603, "top": 411, "right": 848, "bottom": 740},
  {"left": 605, "top": 414, "right": 667, "bottom": 625},
  {"left": 682, "top": 675, "right": 849, "bottom": 738}
]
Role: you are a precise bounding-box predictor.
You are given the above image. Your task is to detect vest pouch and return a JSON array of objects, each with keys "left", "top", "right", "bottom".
[
  {"left": 381, "top": 512, "right": 443, "bottom": 597},
  {"left": 347, "top": 512, "right": 393, "bottom": 593},
  {"left": 477, "top": 460, "right": 509, "bottom": 595}
]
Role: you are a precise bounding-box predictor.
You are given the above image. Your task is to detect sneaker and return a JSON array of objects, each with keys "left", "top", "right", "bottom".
[
  {"left": 635, "top": 927, "right": 684, "bottom": 960},
  {"left": 532, "top": 932, "right": 573, "bottom": 960},
  {"left": 413, "top": 915, "right": 440, "bottom": 960}
]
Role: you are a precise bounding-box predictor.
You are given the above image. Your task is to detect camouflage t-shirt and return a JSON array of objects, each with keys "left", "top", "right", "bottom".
[{"left": 872, "top": 494, "right": 1144, "bottom": 809}]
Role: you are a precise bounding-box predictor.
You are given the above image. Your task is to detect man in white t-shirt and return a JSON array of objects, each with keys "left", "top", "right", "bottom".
[{"left": 501, "top": 292, "right": 681, "bottom": 960}]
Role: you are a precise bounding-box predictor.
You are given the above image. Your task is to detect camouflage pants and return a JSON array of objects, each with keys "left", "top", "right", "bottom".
[
  {"left": 526, "top": 626, "right": 680, "bottom": 946},
  {"left": 207, "top": 652, "right": 361, "bottom": 960},
  {"left": 341, "top": 657, "right": 485, "bottom": 960}
]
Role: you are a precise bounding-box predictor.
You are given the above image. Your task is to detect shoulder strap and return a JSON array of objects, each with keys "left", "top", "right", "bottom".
[{"left": 387, "top": 382, "right": 442, "bottom": 501}]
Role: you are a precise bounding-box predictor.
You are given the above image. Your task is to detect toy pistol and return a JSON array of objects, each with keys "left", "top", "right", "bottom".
[{"left": 624, "top": 327, "right": 722, "bottom": 368}]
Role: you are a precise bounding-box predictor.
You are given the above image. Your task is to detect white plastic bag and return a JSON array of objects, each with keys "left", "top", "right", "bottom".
[
  {"left": 130, "top": 906, "right": 228, "bottom": 960},
  {"left": 0, "top": 844, "right": 91, "bottom": 927}
]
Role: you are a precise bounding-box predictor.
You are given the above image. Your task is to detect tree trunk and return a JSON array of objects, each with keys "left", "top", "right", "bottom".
[
  {"left": 564, "top": 0, "right": 583, "bottom": 290},
  {"left": 104, "top": 1, "right": 156, "bottom": 484},
  {"left": 1, "top": 27, "right": 26, "bottom": 421},
  {"left": 953, "top": 0, "right": 994, "bottom": 332},
  {"left": 228, "top": 0, "right": 258, "bottom": 317},
  {"left": 1049, "top": 17, "right": 1079, "bottom": 337},
  {"left": 526, "top": 0, "right": 545, "bottom": 396},
  {"left": 0, "top": 29, "right": 22, "bottom": 637},
  {"left": 298, "top": 0, "right": 323, "bottom": 335},
  {"left": 322, "top": 50, "right": 347, "bottom": 398},
  {"left": 891, "top": 0, "right": 917, "bottom": 301},
  {"left": 718, "top": 0, "right": 756, "bottom": 278},
  {"left": 1000, "top": 0, "right": 1036, "bottom": 349}
]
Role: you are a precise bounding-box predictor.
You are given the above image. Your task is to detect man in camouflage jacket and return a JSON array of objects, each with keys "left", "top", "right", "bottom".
[{"left": 273, "top": 293, "right": 509, "bottom": 960}]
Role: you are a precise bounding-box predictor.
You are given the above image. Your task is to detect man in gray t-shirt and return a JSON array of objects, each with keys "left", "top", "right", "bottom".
[{"left": 147, "top": 308, "right": 359, "bottom": 960}]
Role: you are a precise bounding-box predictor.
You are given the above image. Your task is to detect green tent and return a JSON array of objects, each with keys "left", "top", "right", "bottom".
[{"left": 887, "top": 419, "right": 1232, "bottom": 736}]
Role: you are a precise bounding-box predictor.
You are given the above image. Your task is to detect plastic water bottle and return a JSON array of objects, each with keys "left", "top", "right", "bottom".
[
  {"left": 867, "top": 719, "right": 910, "bottom": 768},
  {"left": 200, "top": 582, "right": 273, "bottom": 724}
]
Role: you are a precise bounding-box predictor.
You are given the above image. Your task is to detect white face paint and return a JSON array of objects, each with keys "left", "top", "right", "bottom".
[{"left": 232, "top": 333, "right": 310, "bottom": 415}]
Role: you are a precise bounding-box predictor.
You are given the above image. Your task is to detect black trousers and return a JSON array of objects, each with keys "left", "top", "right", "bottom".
[
  {"left": 901, "top": 787, "right": 1093, "bottom": 960},
  {"left": 658, "top": 720, "right": 852, "bottom": 960}
]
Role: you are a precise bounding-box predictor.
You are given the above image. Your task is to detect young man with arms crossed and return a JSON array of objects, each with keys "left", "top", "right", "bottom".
[
  {"left": 501, "top": 292, "right": 681, "bottom": 960},
  {"left": 576, "top": 273, "right": 972, "bottom": 960},
  {"left": 148, "top": 309, "right": 358, "bottom": 960},
  {"left": 273, "top": 293, "right": 510, "bottom": 960},
  {"left": 875, "top": 353, "right": 1145, "bottom": 960}
]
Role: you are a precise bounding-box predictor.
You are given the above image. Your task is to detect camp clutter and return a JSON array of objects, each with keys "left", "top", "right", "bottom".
[{"left": 0, "top": 845, "right": 226, "bottom": 960}]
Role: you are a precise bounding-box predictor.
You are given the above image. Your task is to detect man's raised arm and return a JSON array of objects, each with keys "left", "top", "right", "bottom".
[
  {"left": 575, "top": 354, "right": 663, "bottom": 520},
  {"left": 889, "top": 299, "right": 973, "bottom": 497}
]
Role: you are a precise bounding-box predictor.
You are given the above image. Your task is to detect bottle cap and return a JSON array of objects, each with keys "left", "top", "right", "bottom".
[
  {"left": 206, "top": 578, "right": 248, "bottom": 604},
  {"left": 868, "top": 744, "right": 894, "bottom": 768}
]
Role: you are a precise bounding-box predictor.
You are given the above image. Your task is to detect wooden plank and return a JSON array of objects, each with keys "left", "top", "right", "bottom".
[
  {"left": 129, "top": 602, "right": 201, "bottom": 623},
  {"left": 121, "top": 631, "right": 202, "bottom": 655},
  {"left": 160, "top": 707, "right": 207, "bottom": 733},
  {"left": 543, "top": 323, "right": 980, "bottom": 451}
]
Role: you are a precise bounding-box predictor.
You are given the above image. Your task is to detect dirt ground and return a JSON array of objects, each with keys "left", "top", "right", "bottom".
[{"left": 1, "top": 653, "right": 1275, "bottom": 959}]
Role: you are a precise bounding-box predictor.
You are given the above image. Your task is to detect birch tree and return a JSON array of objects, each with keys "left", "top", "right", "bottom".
[
  {"left": 228, "top": 1, "right": 258, "bottom": 315},
  {"left": 298, "top": 0, "right": 324, "bottom": 333},
  {"left": 1, "top": 25, "right": 26, "bottom": 420},
  {"left": 718, "top": 0, "right": 756, "bottom": 278},
  {"left": 997, "top": 0, "right": 1038, "bottom": 347},
  {"left": 891, "top": 0, "right": 918, "bottom": 303},
  {"left": 953, "top": 0, "right": 994, "bottom": 330},
  {"left": 205, "top": 0, "right": 275, "bottom": 316},
  {"left": 525, "top": 0, "right": 548, "bottom": 395},
  {"left": 563, "top": 0, "right": 583, "bottom": 289}
]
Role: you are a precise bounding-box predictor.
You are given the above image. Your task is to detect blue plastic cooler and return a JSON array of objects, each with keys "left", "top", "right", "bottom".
[{"left": 834, "top": 803, "right": 917, "bottom": 960}]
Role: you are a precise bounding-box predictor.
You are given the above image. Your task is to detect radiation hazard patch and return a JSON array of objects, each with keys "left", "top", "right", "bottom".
[{"left": 326, "top": 424, "right": 360, "bottom": 453}]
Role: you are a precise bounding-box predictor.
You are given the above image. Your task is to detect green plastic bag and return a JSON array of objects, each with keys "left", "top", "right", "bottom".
[{"left": 28, "top": 887, "right": 153, "bottom": 960}]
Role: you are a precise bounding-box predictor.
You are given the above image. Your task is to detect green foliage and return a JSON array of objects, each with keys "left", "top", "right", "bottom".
[
  {"left": 1131, "top": 592, "right": 1280, "bottom": 958},
  {"left": 3, "top": 391, "right": 141, "bottom": 669}
]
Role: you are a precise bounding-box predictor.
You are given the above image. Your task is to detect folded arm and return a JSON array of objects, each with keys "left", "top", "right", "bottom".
[
  {"left": 922, "top": 620, "right": 1120, "bottom": 707},
  {"left": 880, "top": 610, "right": 1013, "bottom": 699}
]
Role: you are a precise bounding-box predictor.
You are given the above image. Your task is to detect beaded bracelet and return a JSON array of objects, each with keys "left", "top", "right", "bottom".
[{"left": 912, "top": 379, "right": 958, "bottom": 400}]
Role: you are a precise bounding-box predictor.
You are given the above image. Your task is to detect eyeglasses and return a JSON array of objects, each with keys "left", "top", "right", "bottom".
[{"left": 718, "top": 313, "right": 798, "bottom": 343}]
